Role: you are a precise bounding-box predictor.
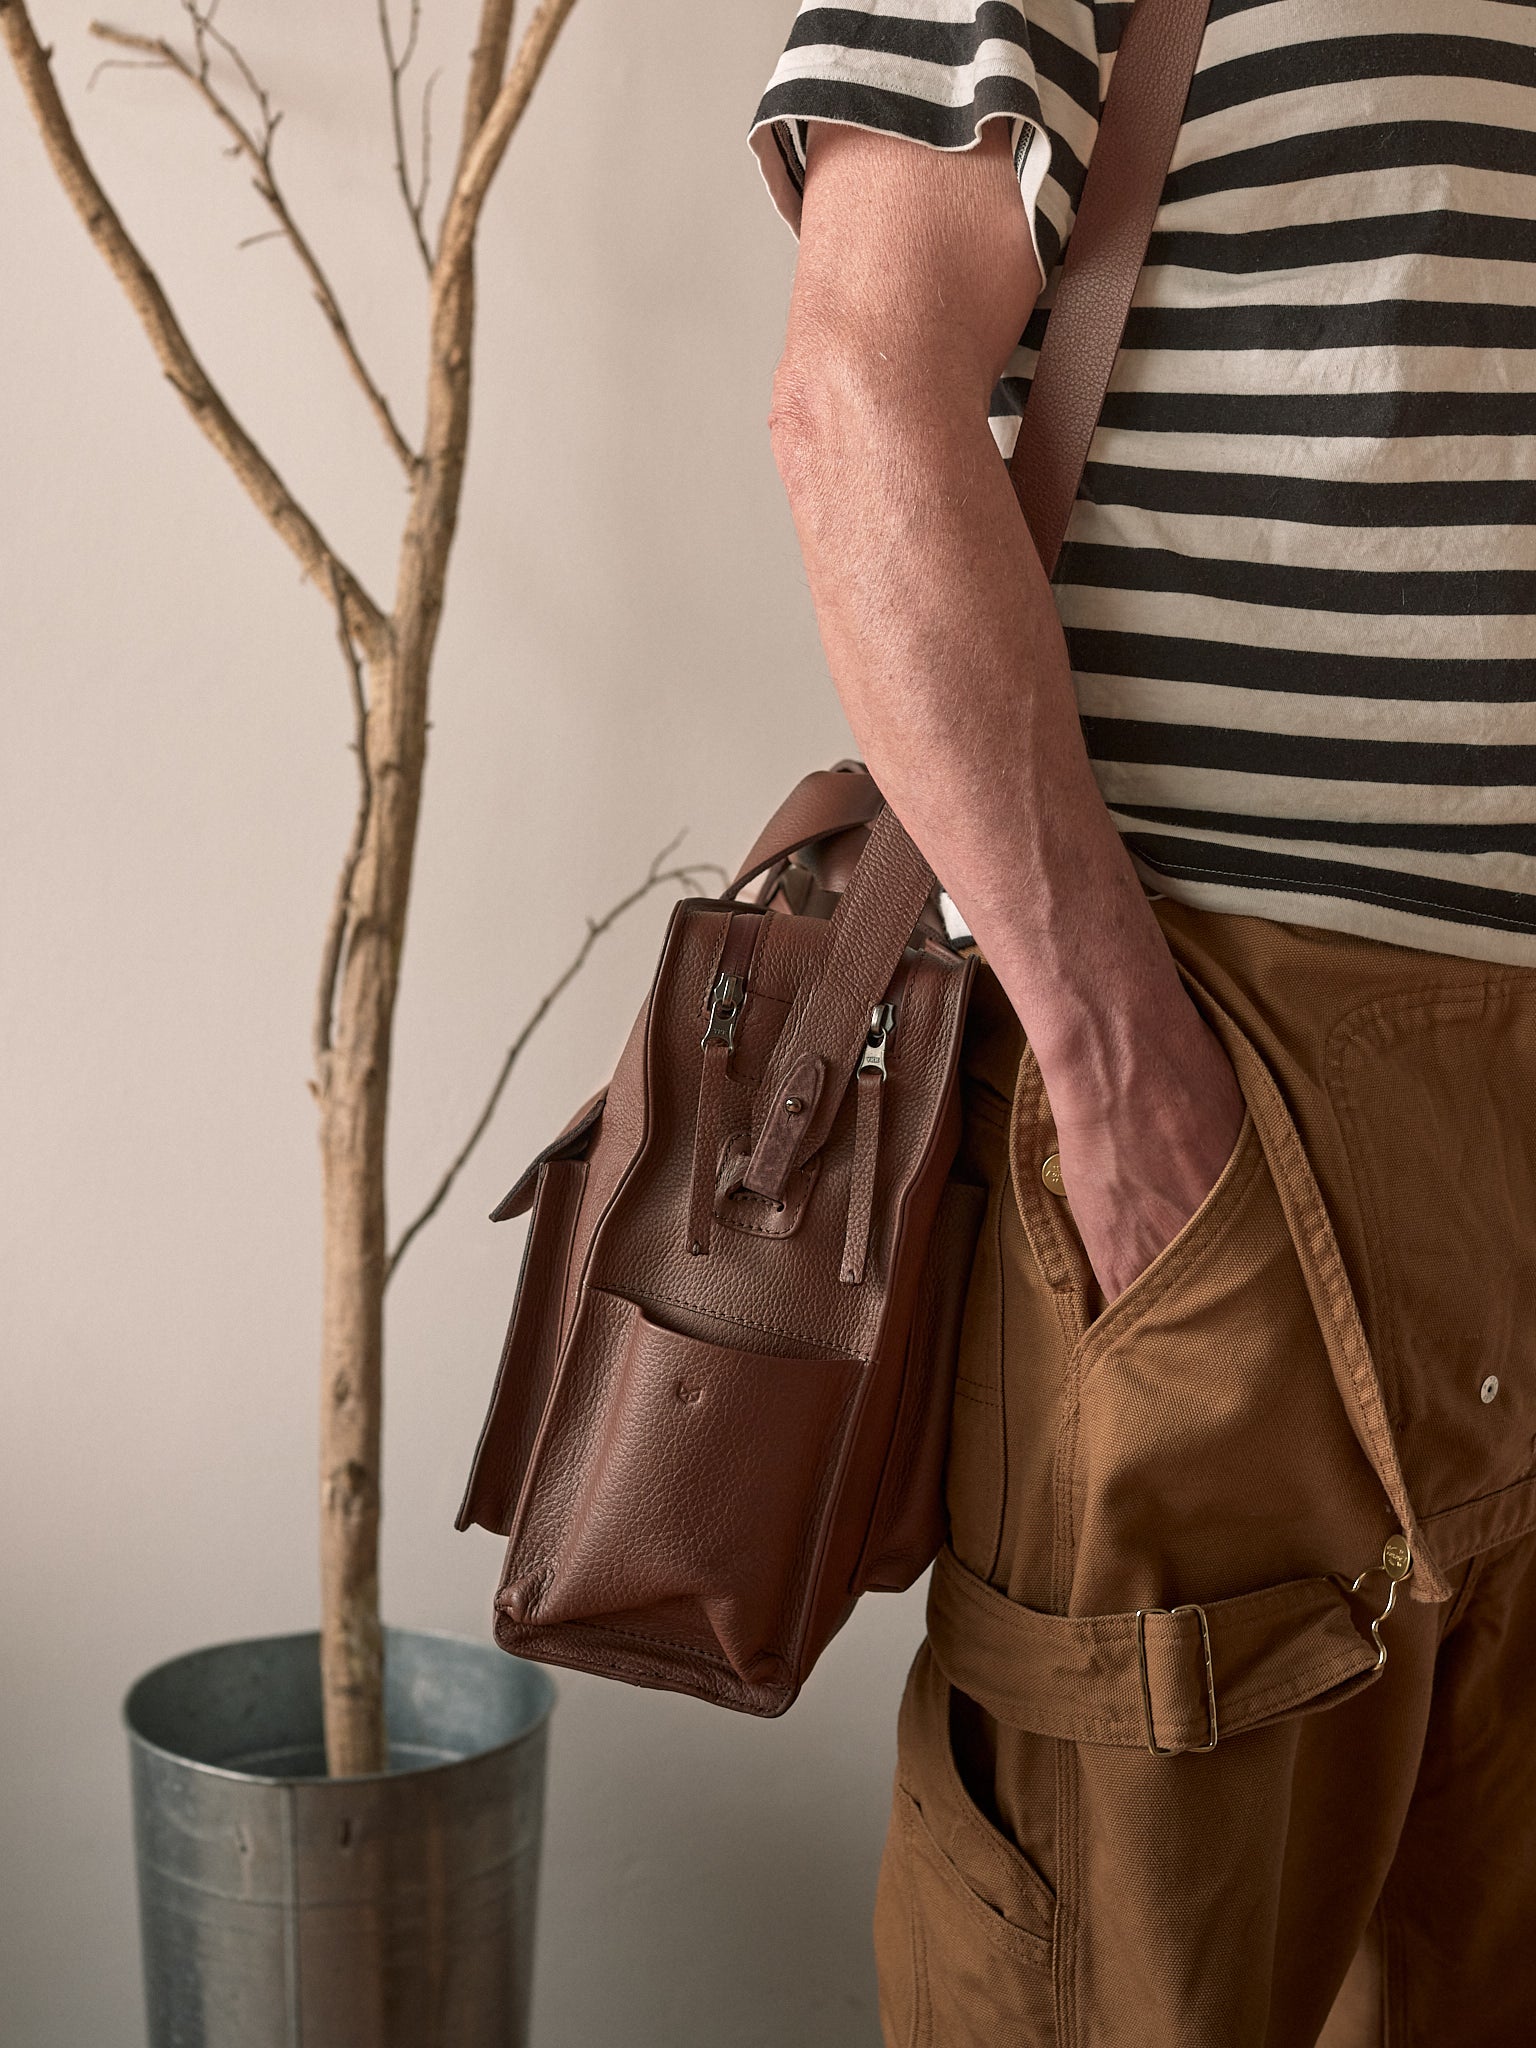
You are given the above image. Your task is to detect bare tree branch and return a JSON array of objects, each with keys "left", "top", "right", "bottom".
[
  {"left": 377, "top": 0, "right": 434, "bottom": 276},
  {"left": 6, "top": 0, "right": 602, "bottom": 1775},
  {"left": 456, "top": 0, "right": 515, "bottom": 173},
  {"left": 385, "top": 838, "right": 728, "bottom": 1284},
  {"left": 90, "top": 10, "right": 421, "bottom": 476},
  {"left": 313, "top": 572, "right": 373, "bottom": 1072},
  {"left": 1, "top": 0, "right": 389, "bottom": 659},
  {"left": 415, "top": 70, "right": 438, "bottom": 239},
  {"left": 435, "top": 0, "right": 579, "bottom": 284},
  {"left": 86, "top": 53, "right": 166, "bottom": 86}
]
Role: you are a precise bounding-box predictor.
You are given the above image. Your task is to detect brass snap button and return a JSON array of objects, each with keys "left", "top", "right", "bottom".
[
  {"left": 1481, "top": 1375, "right": 1500, "bottom": 1405},
  {"left": 1041, "top": 1153, "right": 1067, "bottom": 1198}
]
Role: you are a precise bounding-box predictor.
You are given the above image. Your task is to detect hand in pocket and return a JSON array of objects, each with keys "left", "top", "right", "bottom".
[{"left": 1046, "top": 1009, "right": 1245, "bottom": 1307}]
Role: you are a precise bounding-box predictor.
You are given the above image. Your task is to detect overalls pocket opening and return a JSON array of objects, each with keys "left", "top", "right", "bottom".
[{"left": 877, "top": 1644, "right": 1057, "bottom": 2048}]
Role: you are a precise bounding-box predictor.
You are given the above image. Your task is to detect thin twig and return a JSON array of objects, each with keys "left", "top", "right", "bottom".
[
  {"left": 313, "top": 570, "right": 373, "bottom": 1072},
  {"left": 385, "top": 839, "right": 728, "bottom": 1283},
  {"left": 416, "top": 69, "right": 439, "bottom": 238},
  {"left": 1, "top": 0, "right": 388, "bottom": 659},
  {"left": 86, "top": 54, "right": 167, "bottom": 86},
  {"left": 185, "top": 1, "right": 263, "bottom": 112},
  {"left": 90, "top": 10, "right": 421, "bottom": 476},
  {"left": 378, "top": 0, "right": 434, "bottom": 275}
]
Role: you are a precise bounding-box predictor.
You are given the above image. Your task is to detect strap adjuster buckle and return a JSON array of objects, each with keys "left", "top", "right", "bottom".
[{"left": 1135, "top": 1603, "right": 1218, "bottom": 1756}]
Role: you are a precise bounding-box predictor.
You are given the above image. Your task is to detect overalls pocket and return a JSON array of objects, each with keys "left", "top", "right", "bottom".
[
  {"left": 1064, "top": 1008, "right": 1399, "bottom": 1620},
  {"left": 875, "top": 1644, "right": 1056, "bottom": 2048}
]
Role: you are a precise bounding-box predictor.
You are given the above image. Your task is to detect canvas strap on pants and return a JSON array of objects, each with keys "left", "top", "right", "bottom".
[{"left": 874, "top": 903, "right": 1536, "bottom": 2046}]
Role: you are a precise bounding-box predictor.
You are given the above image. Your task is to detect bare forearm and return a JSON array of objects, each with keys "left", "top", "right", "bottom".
[
  {"left": 775, "top": 121, "right": 1244, "bottom": 1300},
  {"left": 770, "top": 369, "right": 1193, "bottom": 1119}
]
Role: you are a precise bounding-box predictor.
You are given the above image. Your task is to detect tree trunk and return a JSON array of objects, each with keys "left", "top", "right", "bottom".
[
  {"left": 315, "top": 257, "right": 470, "bottom": 1773},
  {"left": 316, "top": 638, "right": 429, "bottom": 1776}
]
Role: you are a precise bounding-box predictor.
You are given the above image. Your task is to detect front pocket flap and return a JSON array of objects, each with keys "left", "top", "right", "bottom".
[{"left": 490, "top": 1086, "right": 608, "bottom": 1221}]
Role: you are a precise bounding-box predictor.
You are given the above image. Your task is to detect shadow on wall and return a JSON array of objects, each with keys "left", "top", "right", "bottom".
[{"left": 529, "top": 1607, "right": 920, "bottom": 2048}]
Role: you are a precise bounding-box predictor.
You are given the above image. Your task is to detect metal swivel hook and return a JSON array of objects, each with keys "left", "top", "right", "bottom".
[{"left": 1350, "top": 1533, "right": 1414, "bottom": 1673}]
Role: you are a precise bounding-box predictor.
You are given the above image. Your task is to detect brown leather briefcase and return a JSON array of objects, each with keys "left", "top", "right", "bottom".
[
  {"left": 457, "top": 767, "right": 985, "bottom": 1713},
  {"left": 456, "top": 0, "right": 1211, "bottom": 1715}
]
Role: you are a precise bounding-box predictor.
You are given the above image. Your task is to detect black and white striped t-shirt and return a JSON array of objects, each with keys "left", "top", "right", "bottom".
[{"left": 749, "top": 1, "right": 1536, "bottom": 966}]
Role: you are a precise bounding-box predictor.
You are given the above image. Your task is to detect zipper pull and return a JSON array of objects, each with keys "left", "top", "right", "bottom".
[
  {"left": 701, "top": 969, "right": 747, "bottom": 1052},
  {"left": 857, "top": 1000, "right": 896, "bottom": 1079}
]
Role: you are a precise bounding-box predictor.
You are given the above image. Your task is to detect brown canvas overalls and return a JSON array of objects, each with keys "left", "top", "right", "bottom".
[{"left": 875, "top": 901, "right": 1536, "bottom": 2046}]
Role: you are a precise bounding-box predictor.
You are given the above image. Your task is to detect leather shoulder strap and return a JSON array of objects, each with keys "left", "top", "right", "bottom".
[{"left": 1008, "top": 0, "right": 1211, "bottom": 576}]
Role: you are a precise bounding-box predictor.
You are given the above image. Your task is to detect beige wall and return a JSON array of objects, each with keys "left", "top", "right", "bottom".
[{"left": 0, "top": 5, "right": 930, "bottom": 2042}]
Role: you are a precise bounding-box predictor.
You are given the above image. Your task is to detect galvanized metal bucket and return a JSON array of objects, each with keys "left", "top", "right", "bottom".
[{"left": 124, "top": 1628, "right": 555, "bottom": 2048}]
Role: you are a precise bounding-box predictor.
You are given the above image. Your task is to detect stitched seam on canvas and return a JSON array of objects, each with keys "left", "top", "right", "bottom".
[
  {"left": 907, "top": 1797, "right": 1054, "bottom": 1966},
  {"left": 937, "top": 1692, "right": 1057, "bottom": 1926},
  {"left": 1070, "top": 1115, "right": 1264, "bottom": 1377},
  {"left": 987, "top": 1156, "right": 1009, "bottom": 1582},
  {"left": 1326, "top": 974, "right": 1536, "bottom": 1455}
]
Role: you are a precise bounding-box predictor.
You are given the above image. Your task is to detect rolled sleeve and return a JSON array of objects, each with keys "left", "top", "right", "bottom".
[{"left": 748, "top": 1, "right": 1105, "bottom": 283}]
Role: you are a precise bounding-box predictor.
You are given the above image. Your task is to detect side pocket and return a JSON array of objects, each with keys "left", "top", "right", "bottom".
[
  {"left": 875, "top": 1645, "right": 1056, "bottom": 2048},
  {"left": 507, "top": 1293, "right": 861, "bottom": 1684},
  {"left": 456, "top": 1152, "right": 587, "bottom": 1535},
  {"left": 1069, "top": 1103, "right": 1390, "bottom": 1616},
  {"left": 1075, "top": 1106, "right": 1255, "bottom": 1350},
  {"left": 873, "top": 1790, "right": 922, "bottom": 2048},
  {"left": 857, "top": 1175, "right": 988, "bottom": 1594}
]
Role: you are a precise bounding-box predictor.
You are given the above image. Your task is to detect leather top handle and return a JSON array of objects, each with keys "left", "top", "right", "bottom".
[
  {"left": 724, "top": 761, "right": 883, "bottom": 901},
  {"left": 741, "top": 0, "right": 1211, "bottom": 1203}
]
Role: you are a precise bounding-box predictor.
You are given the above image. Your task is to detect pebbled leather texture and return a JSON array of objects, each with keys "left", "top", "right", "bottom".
[
  {"left": 839, "top": 1067, "right": 884, "bottom": 1286},
  {"left": 456, "top": 0, "right": 1211, "bottom": 1714},
  {"left": 858, "top": 1175, "right": 988, "bottom": 1591},
  {"left": 742, "top": 804, "right": 937, "bottom": 1204},
  {"left": 458, "top": 764, "right": 978, "bottom": 1714},
  {"left": 724, "top": 758, "right": 883, "bottom": 902}
]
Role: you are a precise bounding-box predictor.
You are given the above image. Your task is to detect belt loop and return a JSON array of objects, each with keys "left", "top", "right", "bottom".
[{"left": 1135, "top": 1604, "right": 1219, "bottom": 1756}]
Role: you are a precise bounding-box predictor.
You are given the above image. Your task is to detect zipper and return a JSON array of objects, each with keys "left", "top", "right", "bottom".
[
  {"left": 701, "top": 968, "right": 747, "bottom": 1052},
  {"left": 842, "top": 989, "right": 902, "bottom": 1285},
  {"left": 688, "top": 917, "right": 758, "bottom": 1255},
  {"left": 857, "top": 999, "right": 897, "bottom": 1079}
]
